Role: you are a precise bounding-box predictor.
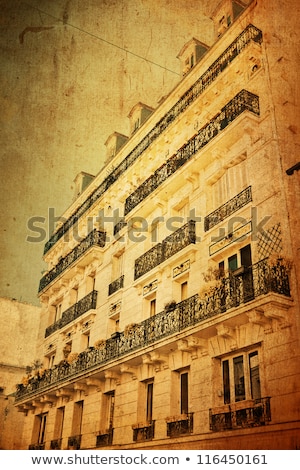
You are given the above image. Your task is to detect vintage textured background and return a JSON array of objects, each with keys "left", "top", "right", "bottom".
[{"left": 0, "top": 0, "right": 216, "bottom": 305}]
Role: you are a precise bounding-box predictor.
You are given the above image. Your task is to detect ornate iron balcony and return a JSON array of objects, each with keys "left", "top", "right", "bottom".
[
  {"left": 132, "top": 421, "right": 155, "bottom": 442},
  {"left": 39, "top": 230, "right": 106, "bottom": 292},
  {"left": 134, "top": 220, "right": 196, "bottom": 280},
  {"left": 125, "top": 90, "right": 259, "bottom": 215},
  {"left": 198, "top": 259, "right": 290, "bottom": 318},
  {"left": 113, "top": 218, "right": 127, "bottom": 236},
  {"left": 204, "top": 186, "right": 252, "bottom": 231},
  {"left": 108, "top": 275, "right": 124, "bottom": 296},
  {"left": 50, "top": 438, "right": 62, "bottom": 450},
  {"left": 166, "top": 413, "right": 193, "bottom": 437},
  {"left": 28, "top": 443, "right": 45, "bottom": 450},
  {"left": 43, "top": 25, "right": 262, "bottom": 254},
  {"left": 209, "top": 397, "right": 271, "bottom": 431},
  {"left": 67, "top": 434, "right": 81, "bottom": 450},
  {"left": 15, "top": 258, "right": 290, "bottom": 403},
  {"left": 45, "top": 290, "right": 98, "bottom": 338},
  {"left": 96, "top": 429, "right": 114, "bottom": 447}
]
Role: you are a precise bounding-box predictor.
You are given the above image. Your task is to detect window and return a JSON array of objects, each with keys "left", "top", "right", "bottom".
[
  {"left": 228, "top": 254, "right": 238, "bottom": 272},
  {"left": 146, "top": 382, "right": 154, "bottom": 423},
  {"left": 220, "top": 244, "right": 252, "bottom": 273},
  {"left": 32, "top": 412, "right": 48, "bottom": 447},
  {"left": 222, "top": 351, "right": 261, "bottom": 404},
  {"left": 102, "top": 391, "right": 115, "bottom": 431},
  {"left": 81, "top": 333, "right": 90, "bottom": 350},
  {"left": 211, "top": 163, "right": 247, "bottom": 210},
  {"left": 70, "top": 287, "right": 78, "bottom": 305},
  {"left": 180, "top": 372, "right": 189, "bottom": 415},
  {"left": 112, "top": 250, "right": 124, "bottom": 280},
  {"left": 167, "top": 369, "right": 192, "bottom": 436},
  {"left": 55, "top": 302, "right": 62, "bottom": 322},
  {"left": 71, "top": 400, "right": 83, "bottom": 436},
  {"left": 150, "top": 298, "right": 156, "bottom": 317},
  {"left": 48, "top": 354, "right": 55, "bottom": 368},
  {"left": 53, "top": 407, "right": 64, "bottom": 442},
  {"left": 181, "top": 281, "right": 188, "bottom": 301},
  {"left": 133, "top": 381, "right": 155, "bottom": 442}
]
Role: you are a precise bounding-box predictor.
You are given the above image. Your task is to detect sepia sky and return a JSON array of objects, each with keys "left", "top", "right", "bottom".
[{"left": 0, "top": 0, "right": 218, "bottom": 305}]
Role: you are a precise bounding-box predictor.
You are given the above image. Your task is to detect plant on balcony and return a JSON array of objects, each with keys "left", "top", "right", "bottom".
[
  {"left": 164, "top": 300, "right": 177, "bottom": 312},
  {"left": 200, "top": 266, "right": 225, "bottom": 296},
  {"left": 67, "top": 352, "right": 79, "bottom": 364},
  {"left": 268, "top": 253, "right": 293, "bottom": 271},
  {"left": 94, "top": 339, "right": 106, "bottom": 350},
  {"left": 124, "top": 323, "right": 138, "bottom": 336},
  {"left": 21, "top": 376, "right": 29, "bottom": 386},
  {"left": 63, "top": 344, "right": 72, "bottom": 358}
]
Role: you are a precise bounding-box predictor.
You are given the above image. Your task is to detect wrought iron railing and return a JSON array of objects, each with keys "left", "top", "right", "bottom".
[
  {"left": 134, "top": 220, "right": 196, "bottom": 279},
  {"left": 43, "top": 25, "right": 262, "bottom": 254},
  {"left": 204, "top": 186, "right": 252, "bottom": 231},
  {"left": 39, "top": 230, "right": 106, "bottom": 292},
  {"left": 67, "top": 435, "right": 81, "bottom": 450},
  {"left": 15, "top": 258, "right": 290, "bottom": 402},
  {"left": 113, "top": 218, "right": 127, "bottom": 236},
  {"left": 50, "top": 438, "right": 62, "bottom": 450},
  {"left": 45, "top": 290, "right": 98, "bottom": 337},
  {"left": 28, "top": 443, "right": 45, "bottom": 450},
  {"left": 124, "top": 90, "right": 259, "bottom": 214},
  {"left": 166, "top": 413, "right": 193, "bottom": 437},
  {"left": 133, "top": 421, "right": 155, "bottom": 442},
  {"left": 96, "top": 429, "right": 114, "bottom": 447},
  {"left": 108, "top": 275, "right": 124, "bottom": 296},
  {"left": 209, "top": 397, "right": 271, "bottom": 431}
]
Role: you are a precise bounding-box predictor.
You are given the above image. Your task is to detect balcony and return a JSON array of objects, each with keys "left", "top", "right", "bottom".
[
  {"left": 209, "top": 397, "right": 271, "bottom": 431},
  {"left": 50, "top": 438, "right": 62, "bottom": 450},
  {"left": 134, "top": 220, "right": 196, "bottom": 280},
  {"left": 43, "top": 25, "right": 262, "bottom": 255},
  {"left": 204, "top": 186, "right": 252, "bottom": 232},
  {"left": 96, "top": 429, "right": 114, "bottom": 447},
  {"left": 132, "top": 421, "right": 155, "bottom": 442},
  {"left": 39, "top": 230, "right": 106, "bottom": 293},
  {"left": 113, "top": 218, "right": 127, "bottom": 236},
  {"left": 198, "top": 259, "right": 290, "bottom": 318},
  {"left": 28, "top": 443, "right": 45, "bottom": 450},
  {"left": 45, "top": 290, "right": 98, "bottom": 338},
  {"left": 166, "top": 413, "right": 193, "bottom": 437},
  {"left": 124, "top": 90, "right": 259, "bottom": 215},
  {"left": 67, "top": 435, "right": 81, "bottom": 450},
  {"left": 108, "top": 275, "right": 124, "bottom": 296},
  {"left": 15, "top": 258, "right": 290, "bottom": 403}
]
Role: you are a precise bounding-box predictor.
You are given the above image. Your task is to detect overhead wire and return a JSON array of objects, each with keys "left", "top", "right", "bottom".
[{"left": 22, "top": 2, "right": 180, "bottom": 76}]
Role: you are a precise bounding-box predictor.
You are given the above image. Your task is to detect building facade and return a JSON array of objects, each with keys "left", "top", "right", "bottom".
[
  {"left": 15, "top": 0, "right": 300, "bottom": 450},
  {"left": 0, "top": 297, "right": 41, "bottom": 449}
]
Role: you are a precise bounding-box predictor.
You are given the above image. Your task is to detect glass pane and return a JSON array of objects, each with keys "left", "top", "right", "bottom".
[
  {"left": 228, "top": 254, "right": 238, "bottom": 271},
  {"left": 222, "top": 360, "right": 230, "bottom": 404},
  {"left": 181, "top": 372, "right": 188, "bottom": 415},
  {"left": 249, "top": 352, "right": 261, "bottom": 400},
  {"left": 233, "top": 356, "right": 245, "bottom": 401},
  {"left": 146, "top": 382, "right": 153, "bottom": 422}
]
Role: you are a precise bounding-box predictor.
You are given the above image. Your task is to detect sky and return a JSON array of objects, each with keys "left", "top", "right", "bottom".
[{"left": 0, "top": 0, "right": 217, "bottom": 305}]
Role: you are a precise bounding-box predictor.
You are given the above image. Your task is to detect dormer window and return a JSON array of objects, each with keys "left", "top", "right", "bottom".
[
  {"left": 104, "top": 132, "right": 128, "bottom": 164},
  {"left": 177, "top": 38, "right": 209, "bottom": 78},
  {"left": 133, "top": 118, "right": 140, "bottom": 133},
  {"left": 213, "top": 0, "right": 247, "bottom": 40},
  {"left": 127, "top": 103, "right": 154, "bottom": 136}
]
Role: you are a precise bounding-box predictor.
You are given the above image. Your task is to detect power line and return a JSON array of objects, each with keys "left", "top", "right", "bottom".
[{"left": 22, "top": 2, "right": 180, "bottom": 76}]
